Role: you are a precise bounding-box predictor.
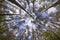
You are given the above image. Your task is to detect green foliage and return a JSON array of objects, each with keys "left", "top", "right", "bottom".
[
  {"left": 0, "top": 22, "right": 3, "bottom": 30},
  {"left": 0, "top": 34, "right": 6, "bottom": 40},
  {"left": 0, "top": 16, "right": 4, "bottom": 21},
  {"left": 56, "top": 28, "right": 60, "bottom": 38},
  {"left": 0, "top": 3, "right": 5, "bottom": 21},
  {"left": 0, "top": 0, "right": 4, "bottom": 3},
  {"left": 0, "top": 1, "right": 15, "bottom": 40},
  {"left": 0, "top": 22, "right": 5, "bottom": 40},
  {"left": 42, "top": 30, "right": 58, "bottom": 40},
  {"left": 0, "top": 22, "right": 15, "bottom": 40}
]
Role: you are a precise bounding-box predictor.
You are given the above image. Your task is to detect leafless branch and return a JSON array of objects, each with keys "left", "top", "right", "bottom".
[
  {"left": 0, "top": 19, "right": 13, "bottom": 22},
  {"left": 40, "top": 0, "right": 60, "bottom": 13},
  {"left": 0, "top": 14, "right": 20, "bottom": 16},
  {"left": 6, "top": 0, "right": 33, "bottom": 18}
]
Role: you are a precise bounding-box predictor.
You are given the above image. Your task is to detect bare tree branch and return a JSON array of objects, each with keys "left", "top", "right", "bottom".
[
  {"left": 50, "top": 30, "right": 60, "bottom": 40},
  {"left": 19, "top": 29, "right": 26, "bottom": 40},
  {"left": 0, "top": 14, "right": 20, "bottom": 16},
  {"left": 0, "top": 19, "right": 12, "bottom": 22},
  {"left": 40, "top": 0, "right": 60, "bottom": 13},
  {"left": 6, "top": 0, "right": 33, "bottom": 18},
  {"left": 33, "top": 0, "right": 35, "bottom": 12}
]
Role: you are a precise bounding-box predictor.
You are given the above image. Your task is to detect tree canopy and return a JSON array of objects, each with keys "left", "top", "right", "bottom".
[{"left": 0, "top": 0, "right": 60, "bottom": 40}]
